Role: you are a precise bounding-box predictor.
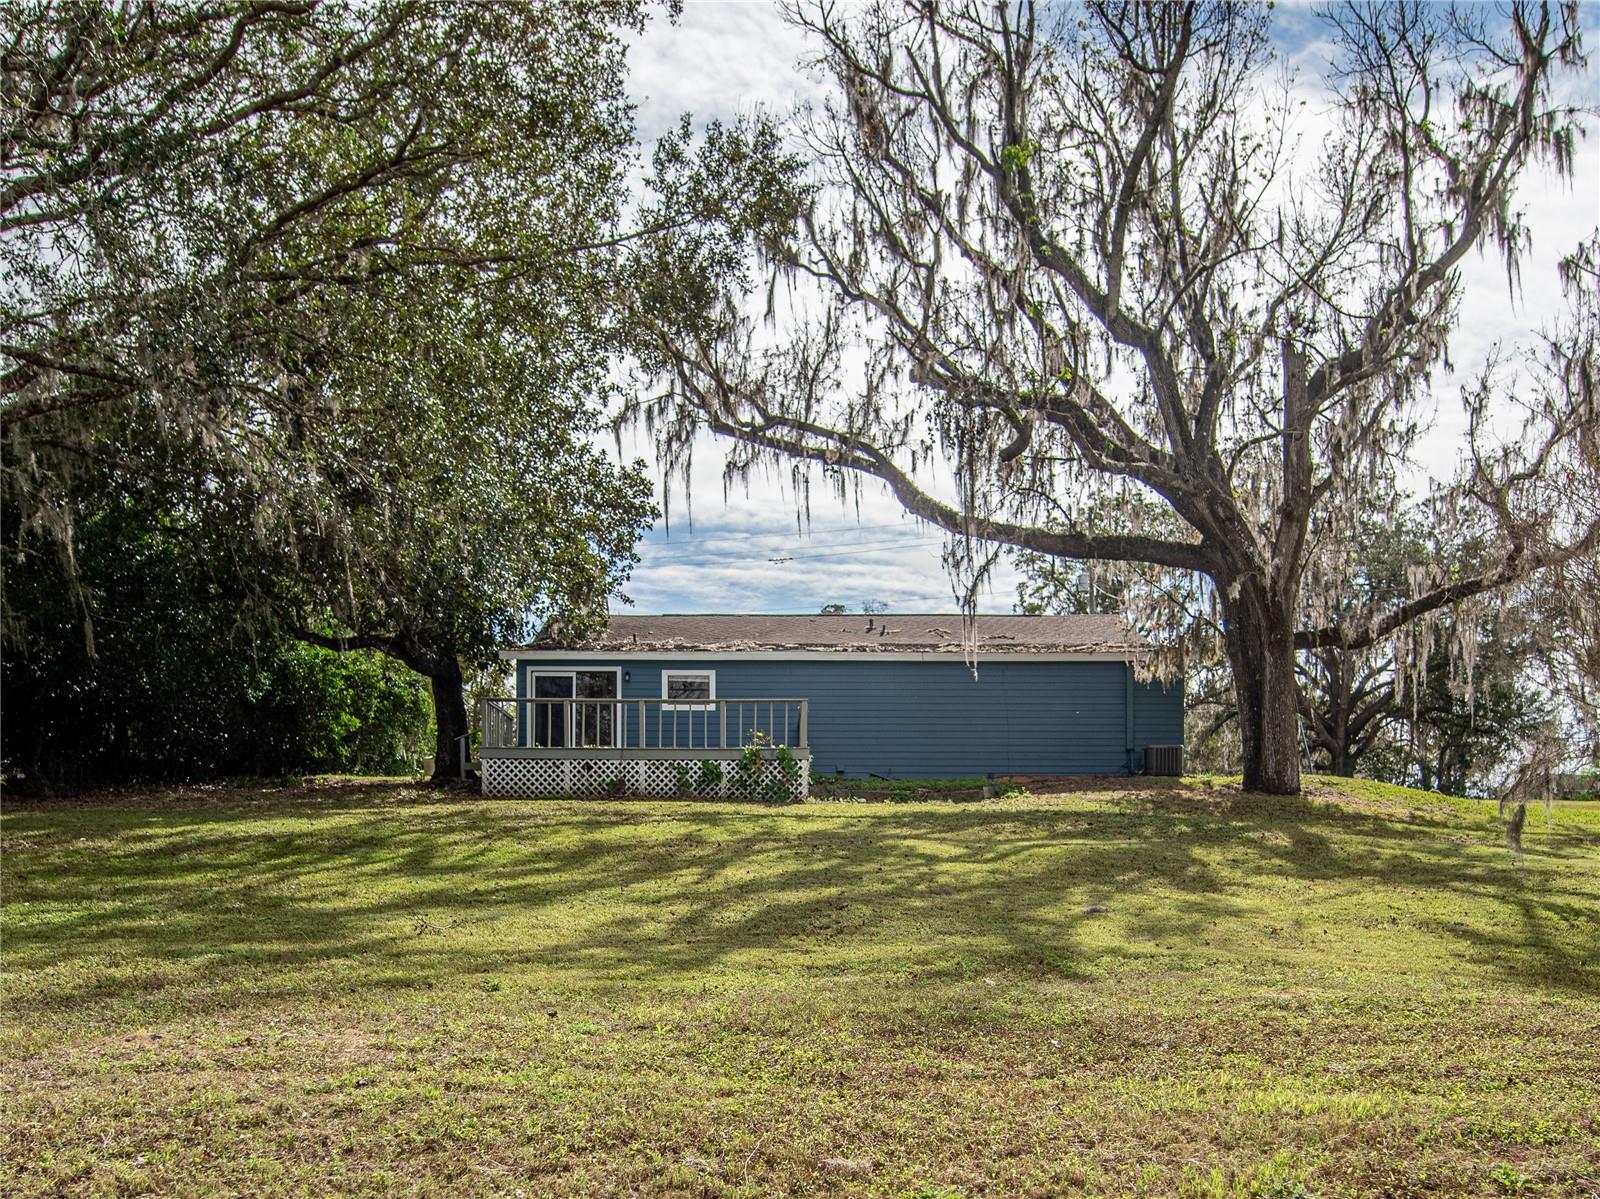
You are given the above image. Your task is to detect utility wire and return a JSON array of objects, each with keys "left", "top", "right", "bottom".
[
  {"left": 765, "top": 540, "right": 946, "bottom": 563},
  {"left": 642, "top": 535, "right": 943, "bottom": 563},
  {"left": 639, "top": 520, "right": 934, "bottom": 551}
]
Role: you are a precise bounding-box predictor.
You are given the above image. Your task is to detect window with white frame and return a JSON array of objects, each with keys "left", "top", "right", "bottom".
[{"left": 661, "top": 669, "right": 715, "bottom": 710}]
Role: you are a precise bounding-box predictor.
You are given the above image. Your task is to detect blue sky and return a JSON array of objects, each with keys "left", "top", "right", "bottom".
[{"left": 613, "top": 1, "right": 1600, "bottom": 617}]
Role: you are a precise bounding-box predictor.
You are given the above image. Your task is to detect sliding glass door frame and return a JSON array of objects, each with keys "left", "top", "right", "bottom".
[{"left": 524, "top": 667, "right": 623, "bottom": 749}]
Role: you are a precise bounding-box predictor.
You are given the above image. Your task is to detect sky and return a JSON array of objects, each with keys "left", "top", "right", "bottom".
[{"left": 611, "top": 1, "right": 1600, "bottom": 618}]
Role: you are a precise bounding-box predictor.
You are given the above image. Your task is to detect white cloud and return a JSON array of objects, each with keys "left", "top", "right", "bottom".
[
  {"left": 627, "top": 1, "right": 815, "bottom": 140},
  {"left": 612, "top": 417, "right": 1025, "bottom": 614}
]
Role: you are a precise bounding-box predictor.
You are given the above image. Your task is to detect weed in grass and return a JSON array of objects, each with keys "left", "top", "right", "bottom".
[{"left": 1488, "top": 1162, "right": 1535, "bottom": 1192}]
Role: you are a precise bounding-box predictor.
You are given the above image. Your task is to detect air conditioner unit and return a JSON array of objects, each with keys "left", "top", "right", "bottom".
[{"left": 1145, "top": 745, "right": 1184, "bottom": 776}]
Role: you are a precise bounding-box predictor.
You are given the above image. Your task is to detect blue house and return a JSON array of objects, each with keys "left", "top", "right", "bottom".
[{"left": 478, "top": 614, "right": 1183, "bottom": 798}]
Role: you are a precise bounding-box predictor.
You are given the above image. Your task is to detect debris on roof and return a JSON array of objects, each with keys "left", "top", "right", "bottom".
[{"left": 526, "top": 613, "right": 1141, "bottom": 654}]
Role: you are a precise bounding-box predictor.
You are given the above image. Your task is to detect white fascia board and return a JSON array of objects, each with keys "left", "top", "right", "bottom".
[{"left": 498, "top": 648, "right": 1139, "bottom": 663}]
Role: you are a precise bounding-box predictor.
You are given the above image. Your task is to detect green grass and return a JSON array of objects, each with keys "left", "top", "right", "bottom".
[
  {"left": 808, "top": 775, "right": 1027, "bottom": 802},
  {"left": 2, "top": 776, "right": 1597, "bottom": 1197}
]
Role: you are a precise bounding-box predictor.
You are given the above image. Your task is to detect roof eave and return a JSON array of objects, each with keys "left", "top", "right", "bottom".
[{"left": 499, "top": 645, "right": 1149, "bottom": 661}]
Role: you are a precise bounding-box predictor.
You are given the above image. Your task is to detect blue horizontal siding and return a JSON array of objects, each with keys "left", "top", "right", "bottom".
[
  {"left": 514, "top": 656, "right": 1184, "bottom": 778},
  {"left": 1131, "top": 673, "right": 1184, "bottom": 772}
]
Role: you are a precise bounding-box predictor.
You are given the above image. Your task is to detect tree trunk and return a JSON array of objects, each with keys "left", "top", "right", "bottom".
[
  {"left": 291, "top": 626, "right": 472, "bottom": 783},
  {"left": 1329, "top": 745, "right": 1355, "bottom": 777},
  {"left": 1327, "top": 654, "right": 1355, "bottom": 776},
  {"left": 1415, "top": 734, "right": 1434, "bottom": 792},
  {"left": 426, "top": 656, "right": 469, "bottom": 782},
  {"left": 1221, "top": 583, "right": 1303, "bottom": 795}
]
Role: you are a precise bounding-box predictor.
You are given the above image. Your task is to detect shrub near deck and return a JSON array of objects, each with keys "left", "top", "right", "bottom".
[{"left": 2, "top": 778, "right": 1597, "bottom": 1197}]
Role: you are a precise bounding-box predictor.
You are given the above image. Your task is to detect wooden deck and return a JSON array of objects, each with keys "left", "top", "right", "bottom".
[{"left": 477, "top": 698, "right": 811, "bottom": 799}]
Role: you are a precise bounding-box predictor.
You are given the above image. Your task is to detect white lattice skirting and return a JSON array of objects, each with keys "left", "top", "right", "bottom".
[{"left": 480, "top": 754, "right": 811, "bottom": 802}]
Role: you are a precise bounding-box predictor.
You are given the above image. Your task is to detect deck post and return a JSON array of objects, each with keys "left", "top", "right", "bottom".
[
  {"left": 719, "top": 701, "right": 727, "bottom": 751},
  {"left": 798, "top": 699, "right": 808, "bottom": 748}
]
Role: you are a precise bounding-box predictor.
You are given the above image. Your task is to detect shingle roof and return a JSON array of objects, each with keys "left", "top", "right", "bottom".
[{"left": 530, "top": 613, "right": 1139, "bottom": 654}]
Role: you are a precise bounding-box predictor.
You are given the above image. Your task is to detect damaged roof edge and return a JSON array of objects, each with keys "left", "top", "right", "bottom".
[
  {"left": 510, "top": 613, "right": 1148, "bottom": 657},
  {"left": 498, "top": 647, "right": 1145, "bottom": 661}
]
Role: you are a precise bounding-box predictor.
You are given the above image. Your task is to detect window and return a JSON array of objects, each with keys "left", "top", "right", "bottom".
[{"left": 661, "top": 669, "right": 715, "bottom": 710}]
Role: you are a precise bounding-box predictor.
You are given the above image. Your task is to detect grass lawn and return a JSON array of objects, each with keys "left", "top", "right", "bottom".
[{"left": 2, "top": 777, "right": 1597, "bottom": 1198}]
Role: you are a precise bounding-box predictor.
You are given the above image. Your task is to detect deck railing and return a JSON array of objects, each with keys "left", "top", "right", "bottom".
[{"left": 481, "top": 697, "right": 808, "bottom": 752}]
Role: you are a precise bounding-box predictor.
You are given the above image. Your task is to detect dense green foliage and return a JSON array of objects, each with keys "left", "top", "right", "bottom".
[
  {"left": 2, "top": 1, "right": 665, "bottom": 782},
  {"left": 3, "top": 778, "right": 1596, "bottom": 1194},
  {"left": 2, "top": 492, "right": 428, "bottom": 787}
]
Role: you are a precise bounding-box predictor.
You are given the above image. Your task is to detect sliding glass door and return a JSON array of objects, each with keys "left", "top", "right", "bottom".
[{"left": 527, "top": 669, "right": 620, "bottom": 748}]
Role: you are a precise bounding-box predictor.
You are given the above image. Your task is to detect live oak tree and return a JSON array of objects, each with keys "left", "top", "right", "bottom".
[
  {"left": 1513, "top": 240, "right": 1600, "bottom": 770},
  {"left": 628, "top": 0, "right": 1599, "bottom": 793},
  {"left": 1178, "top": 504, "right": 1523, "bottom": 782},
  {"left": 1273, "top": 241, "right": 1596, "bottom": 788},
  {"left": 1021, "top": 420, "right": 1588, "bottom": 786},
  {"left": 3, "top": 1, "right": 636, "bottom": 493},
  {"left": 251, "top": 296, "right": 653, "bottom": 780},
  {"left": 1017, "top": 268, "right": 1600, "bottom": 787},
  {"left": 1387, "top": 634, "right": 1549, "bottom": 796},
  {"left": 1525, "top": 553, "right": 1600, "bottom": 768},
  {"left": 1292, "top": 505, "right": 1545, "bottom": 783},
  {"left": 2, "top": 2, "right": 658, "bottom": 778}
]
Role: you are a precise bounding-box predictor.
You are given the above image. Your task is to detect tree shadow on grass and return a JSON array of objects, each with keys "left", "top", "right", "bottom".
[{"left": 2, "top": 784, "right": 1596, "bottom": 1026}]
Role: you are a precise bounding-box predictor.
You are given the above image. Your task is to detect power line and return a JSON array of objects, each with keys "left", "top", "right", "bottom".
[
  {"left": 765, "top": 539, "right": 945, "bottom": 563},
  {"left": 642, "top": 535, "right": 943, "bottom": 562},
  {"left": 639, "top": 519, "right": 935, "bottom": 551}
]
